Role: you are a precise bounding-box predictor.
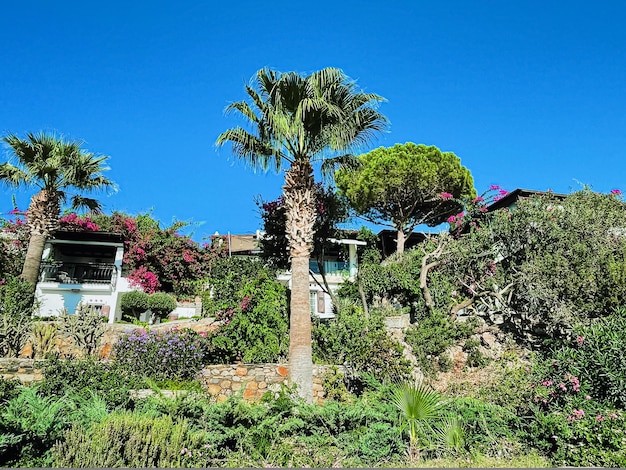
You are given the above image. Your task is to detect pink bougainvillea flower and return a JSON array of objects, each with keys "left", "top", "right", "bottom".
[
  {"left": 472, "top": 196, "right": 484, "bottom": 203},
  {"left": 493, "top": 195, "right": 502, "bottom": 202},
  {"left": 611, "top": 189, "right": 621, "bottom": 195},
  {"left": 499, "top": 189, "right": 508, "bottom": 195},
  {"left": 440, "top": 192, "right": 453, "bottom": 200},
  {"left": 456, "top": 212, "right": 464, "bottom": 218},
  {"left": 490, "top": 184, "right": 500, "bottom": 190},
  {"left": 447, "top": 215, "right": 456, "bottom": 223}
]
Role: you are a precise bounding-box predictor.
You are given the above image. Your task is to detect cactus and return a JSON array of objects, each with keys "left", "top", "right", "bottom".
[
  {"left": 30, "top": 322, "right": 58, "bottom": 358},
  {"left": 58, "top": 304, "right": 106, "bottom": 357}
]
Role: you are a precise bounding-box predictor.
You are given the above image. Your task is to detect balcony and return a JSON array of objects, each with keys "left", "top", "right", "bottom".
[
  {"left": 40, "top": 261, "right": 117, "bottom": 286},
  {"left": 309, "top": 260, "right": 350, "bottom": 276}
]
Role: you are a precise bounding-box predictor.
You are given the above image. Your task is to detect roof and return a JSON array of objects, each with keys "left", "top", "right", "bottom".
[
  {"left": 486, "top": 188, "right": 568, "bottom": 212},
  {"left": 49, "top": 230, "right": 124, "bottom": 244}
]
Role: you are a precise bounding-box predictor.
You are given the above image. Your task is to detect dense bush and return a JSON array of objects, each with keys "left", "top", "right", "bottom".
[
  {"left": 37, "top": 356, "right": 143, "bottom": 409},
  {"left": 148, "top": 292, "right": 177, "bottom": 320},
  {"left": 404, "top": 310, "right": 477, "bottom": 376},
  {"left": 201, "top": 256, "right": 275, "bottom": 317},
  {"left": 113, "top": 328, "right": 210, "bottom": 381},
  {"left": 120, "top": 290, "right": 149, "bottom": 320},
  {"left": 441, "top": 189, "right": 626, "bottom": 345},
  {"left": 54, "top": 412, "right": 205, "bottom": 467},
  {"left": 313, "top": 300, "right": 412, "bottom": 383},
  {"left": 0, "top": 276, "right": 35, "bottom": 357},
  {"left": 209, "top": 273, "right": 289, "bottom": 363},
  {"left": 553, "top": 308, "right": 626, "bottom": 408}
]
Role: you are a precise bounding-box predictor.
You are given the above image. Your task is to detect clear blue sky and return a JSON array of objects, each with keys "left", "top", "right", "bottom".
[{"left": 1, "top": 0, "right": 624, "bottom": 241}]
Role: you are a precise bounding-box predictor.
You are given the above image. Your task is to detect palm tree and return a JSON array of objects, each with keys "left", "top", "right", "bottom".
[
  {"left": 0, "top": 132, "right": 115, "bottom": 287},
  {"left": 217, "top": 67, "right": 387, "bottom": 402}
]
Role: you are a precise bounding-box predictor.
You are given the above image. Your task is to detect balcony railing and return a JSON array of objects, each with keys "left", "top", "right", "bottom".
[
  {"left": 40, "top": 261, "right": 117, "bottom": 286},
  {"left": 309, "top": 260, "right": 350, "bottom": 276}
]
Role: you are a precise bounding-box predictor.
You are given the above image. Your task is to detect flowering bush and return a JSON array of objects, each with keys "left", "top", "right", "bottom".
[
  {"left": 58, "top": 213, "right": 99, "bottom": 231},
  {"left": 113, "top": 328, "right": 211, "bottom": 381}
]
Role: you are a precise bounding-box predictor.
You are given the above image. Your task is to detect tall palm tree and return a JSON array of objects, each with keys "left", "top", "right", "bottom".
[
  {"left": 217, "top": 67, "right": 387, "bottom": 402},
  {"left": 0, "top": 132, "right": 115, "bottom": 287}
]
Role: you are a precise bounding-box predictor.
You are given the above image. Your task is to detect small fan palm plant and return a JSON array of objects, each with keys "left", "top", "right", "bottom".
[{"left": 392, "top": 381, "right": 464, "bottom": 461}]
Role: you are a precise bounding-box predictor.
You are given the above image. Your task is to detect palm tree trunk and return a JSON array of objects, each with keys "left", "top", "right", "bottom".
[
  {"left": 20, "top": 189, "right": 60, "bottom": 289},
  {"left": 283, "top": 160, "right": 315, "bottom": 403},
  {"left": 21, "top": 233, "right": 46, "bottom": 286},
  {"left": 289, "top": 254, "right": 313, "bottom": 402}
]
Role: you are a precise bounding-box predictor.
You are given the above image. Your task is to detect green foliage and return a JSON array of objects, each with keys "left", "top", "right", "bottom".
[
  {"left": 37, "top": 356, "right": 143, "bottom": 409},
  {"left": 201, "top": 256, "right": 274, "bottom": 317},
  {"left": 0, "top": 378, "right": 21, "bottom": 405},
  {"left": 336, "top": 142, "right": 476, "bottom": 237},
  {"left": 53, "top": 411, "right": 205, "bottom": 468},
  {"left": 391, "top": 381, "right": 464, "bottom": 460},
  {"left": 113, "top": 328, "right": 210, "bottom": 381},
  {"left": 57, "top": 303, "right": 106, "bottom": 357},
  {"left": 556, "top": 308, "right": 626, "bottom": 408},
  {"left": 120, "top": 290, "right": 149, "bottom": 320},
  {"left": 0, "top": 387, "right": 73, "bottom": 466},
  {"left": 313, "top": 300, "right": 412, "bottom": 382},
  {"left": 30, "top": 321, "right": 58, "bottom": 358},
  {"left": 405, "top": 310, "right": 477, "bottom": 377},
  {"left": 0, "top": 276, "right": 35, "bottom": 357},
  {"left": 443, "top": 189, "right": 626, "bottom": 345},
  {"left": 209, "top": 273, "right": 289, "bottom": 363},
  {"left": 148, "top": 292, "right": 177, "bottom": 320},
  {"left": 463, "top": 337, "right": 489, "bottom": 368},
  {"left": 446, "top": 397, "right": 523, "bottom": 458}
]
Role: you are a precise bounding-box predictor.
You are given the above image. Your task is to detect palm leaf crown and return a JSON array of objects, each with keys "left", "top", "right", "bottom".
[
  {"left": 0, "top": 132, "right": 115, "bottom": 212},
  {"left": 217, "top": 67, "right": 388, "bottom": 173}
]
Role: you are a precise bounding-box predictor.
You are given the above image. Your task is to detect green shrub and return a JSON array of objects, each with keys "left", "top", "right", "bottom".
[
  {"left": 463, "top": 337, "right": 489, "bottom": 368},
  {"left": 405, "top": 309, "right": 474, "bottom": 377},
  {"left": 37, "top": 356, "right": 143, "bottom": 409},
  {"left": 313, "top": 300, "right": 412, "bottom": 383},
  {"left": 0, "top": 387, "right": 73, "bottom": 467},
  {"left": 113, "top": 328, "right": 210, "bottom": 381},
  {"left": 148, "top": 292, "right": 177, "bottom": 320},
  {"left": 0, "top": 276, "right": 35, "bottom": 357},
  {"left": 53, "top": 412, "right": 206, "bottom": 467},
  {"left": 558, "top": 308, "right": 626, "bottom": 408},
  {"left": 120, "top": 290, "right": 149, "bottom": 320},
  {"left": 209, "top": 274, "right": 289, "bottom": 363}
]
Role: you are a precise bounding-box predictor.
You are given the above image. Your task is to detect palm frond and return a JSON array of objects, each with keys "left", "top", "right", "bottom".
[{"left": 69, "top": 195, "right": 103, "bottom": 213}]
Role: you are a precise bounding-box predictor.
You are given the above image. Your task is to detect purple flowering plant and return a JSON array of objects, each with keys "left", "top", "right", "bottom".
[{"left": 113, "top": 327, "right": 211, "bottom": 381}]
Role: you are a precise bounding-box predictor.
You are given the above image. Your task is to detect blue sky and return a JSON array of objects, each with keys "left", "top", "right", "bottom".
[{"left": 1, "top": 1, "right": 624, "bottom": 241}]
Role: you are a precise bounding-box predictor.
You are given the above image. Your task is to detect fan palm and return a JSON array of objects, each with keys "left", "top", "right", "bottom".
[
  {"left": 0, "top": 132, "right": 115, "bottom": 287},
  {"left": 217, "top": 67, "right": 387, "bottom": 402}
]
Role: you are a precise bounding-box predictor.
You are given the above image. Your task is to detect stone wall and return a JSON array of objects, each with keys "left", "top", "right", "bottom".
[
  {"left": 199, "top": 364, "right": 342, "bottom": 404},
  {"left": 0, "top": 357, "right": 341, "bottom": 405},
  {"left": 0, "top": 358, "right": 42, "bottom": 385}
]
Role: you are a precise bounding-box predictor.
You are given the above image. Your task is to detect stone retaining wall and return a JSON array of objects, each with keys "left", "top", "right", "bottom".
[
  {"left": 199, "top": 364, "right": 342, "bottom": 404},
  {"left": 0, "top": 359, "right": 42, "bottom": 385}
]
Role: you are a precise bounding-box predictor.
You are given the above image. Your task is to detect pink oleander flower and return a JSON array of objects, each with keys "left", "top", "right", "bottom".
[
  {"left": 490, "top": 184, "right": 500, "bottom": 190},
  {"left": 611, "top": 189, "right": 621, "bottom": 195},
  {"left": 609, "top": 412, "right": 618, "bottom": 419},
  {"left": 447, "top": 215, "right": 456, "bottom": 223},
  {"left": 498, "top": 189, "right": 508, "bottom": 195},
  {"left": 585, "top": 395, "right": 592, "bottom": 400},
  {"left": 472, "top": 196, "right": 484, "bottom": 203},
  {"left": 597, "top": 415, "right": 604, "bottom": 421},
  {"left": 493, "top": 195, "right": 503, "bottom": 202},
  {"left": 576, "top": 335, "right": 585, "bottom": 345},
  {"left": 456, "top": 212, "right": 464, "bottom": 219},
  {"left": 440, "top": 192, "right": 453, "bottom": 200}
]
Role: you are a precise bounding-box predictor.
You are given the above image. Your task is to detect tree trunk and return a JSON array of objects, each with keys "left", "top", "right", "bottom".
[
  {"left": 283, "top": 160, "right": 316, "bottom": 403},
  {"left": 396, "top": 228, "right": 406, "bottom": 254},
  {"left": 289, "top": 255, "right": 313, "bottom": 402},
  {"left": 20, "top": 233, "right": 46, "bottom": 287},
  {"left": 20, "top": 189, "right": 60, "bottom": 289}
]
